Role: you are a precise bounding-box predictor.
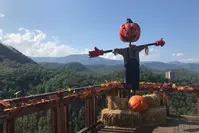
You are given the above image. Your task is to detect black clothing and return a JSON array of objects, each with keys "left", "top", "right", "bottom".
[
  {"left": 124, "top": 48, "right": 140, "bottom": 90},
  {"left": 113, "top": 45, "right": 146, "bottom": 90}
]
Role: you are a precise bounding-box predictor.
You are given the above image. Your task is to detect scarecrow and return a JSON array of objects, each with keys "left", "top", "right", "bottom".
[{"left": 88, "top": 18, "right": 165, "bottom": 96}]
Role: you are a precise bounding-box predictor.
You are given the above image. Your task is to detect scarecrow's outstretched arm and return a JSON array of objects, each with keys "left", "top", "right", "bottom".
[
  {"left": 138, "top": 38, "right": 165, "bottom": 52},
  {"left": 88, "top": 47, "right": 123, "bottom": 58},
  {"left": 88, "top": 38, "right": 165, "bottom": 58},
  {"left": 112, "top": 48, "right": 125, "bottom": 56},
  {"left": 137, "top": 43, "right": 155, "bottom": 52}
]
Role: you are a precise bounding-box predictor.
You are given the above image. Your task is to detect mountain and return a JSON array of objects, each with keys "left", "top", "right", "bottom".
[
  {"left": 142, "top": 61, "right": 199, "bottom": 72},
  {"left": 40, "top": 62, "right": 91, "bottom": 73},
  {"left": 32, "top": 54, "right": 199, "bottom": 72},
  {"left": 31, "top": 54, "right": 123, "bottom": 66},
  {"left": 0, "top": 43, "right": 35, "bottom": 64},
  {"left": 168, "top": 61, "right": 186, "bottom": 66},
  {"left": 86, "top": 64, "right": 124, "bottom": 73},
  {"left": 141, "top": 61, "right": 181, "bottom": 70}
]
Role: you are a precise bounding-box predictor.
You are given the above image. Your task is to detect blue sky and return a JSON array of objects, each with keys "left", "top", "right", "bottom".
[{"left": 0, "top": 0, "right": 199, "bottom": 62}]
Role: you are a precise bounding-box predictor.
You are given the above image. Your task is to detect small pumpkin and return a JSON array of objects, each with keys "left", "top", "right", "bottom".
[
  {"left": 119, "top": 18, "right": 140, "bottom": 43},
  {"left": 128, "top": 95, "right": 148, "bottom": 112}
]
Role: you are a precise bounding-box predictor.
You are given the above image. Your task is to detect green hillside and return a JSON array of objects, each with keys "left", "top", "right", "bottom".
[
  {"left": 0, "top": 57, "right": 199, "bottom": 132},
  {"left": 0, "top": 43, "right": 35, "bottom": 64}
]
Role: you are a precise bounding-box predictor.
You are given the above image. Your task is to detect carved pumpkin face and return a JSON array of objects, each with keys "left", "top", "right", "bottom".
[
  {"left": 128, "top": 95, "right": 148, "bottom": 112},
  {"left": 119, "top": 19, "right": 140, "bottom": 43}
]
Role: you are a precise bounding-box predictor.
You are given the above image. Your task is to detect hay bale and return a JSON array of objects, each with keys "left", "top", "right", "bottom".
[
  {"left": 101, "top": 106, "right": 167, "bottom": 128},
  {"left": 107, "top": 95, "right": 128, "bottom": 110},
  {"left": 107, "top": 95, "right": 114, "bottom": 110},
  {"left": 143, "top": 93, "right": 161, "bottom": 108},
  {"left": 101, "top": 109, "right": 142, "bottom": 128},
  {"left": 141, "top": 106, "right": 167, "bottom": 126}
]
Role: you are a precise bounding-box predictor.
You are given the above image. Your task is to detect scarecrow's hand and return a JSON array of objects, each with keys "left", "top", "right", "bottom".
[
  {"left": 155, "top": 38, "right": 165, "bottom": 47},
  {"left": 88, "top": 47, "right": 104, "bottom": 58}
]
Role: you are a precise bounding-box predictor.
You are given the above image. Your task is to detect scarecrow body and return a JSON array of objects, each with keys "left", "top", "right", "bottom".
[
  {"left": 89, "top": 18, "right": 165, "bottom": 95},
  {"left": 113, "top": 44, "right": 147, "bottom": 94}
]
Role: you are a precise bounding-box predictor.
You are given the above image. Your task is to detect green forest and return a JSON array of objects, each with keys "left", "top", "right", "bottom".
[{"left": 0, "top": 59, "right": 198, "bottom": 133}]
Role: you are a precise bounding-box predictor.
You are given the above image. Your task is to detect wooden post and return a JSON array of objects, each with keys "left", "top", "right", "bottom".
[
  {"left": 196, "top": 92, "right": 199, "bottom": 116},
  {"left": 163, "top": 91, "right": 169, "bottom": 116},
  {"left": 89, "top": 98, "right": 93, "bottom": 127},
  {"left": 57, "top": 105, "right": 62, "bottom": 133},
  {"left": 51, "top": 107, "right": 57, "bottom": 133},
  {"left": 64, "top": 104, "right": 70, "bottom": 133},
  {"left": 90, "top": 97, "right": 96, "bottom": 125},
  {"left": 3, "top": 118, "right": 15, "bottom": 133},
  {"left": 85, "top": 98, "right": 90, "bottom": 127},
  {"left": 56, "top": 103, "right": 70, "bottom": 133},
  {"left": 85, "top": 97, "right": 96, "bottom": 127}
]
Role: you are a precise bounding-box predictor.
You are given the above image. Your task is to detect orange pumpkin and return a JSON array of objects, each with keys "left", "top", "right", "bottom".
[
  {"left": 119, "top": 18, "right": 140, "bottom": 43},
  {"left": 128, "top": 95, "right": 148, "bottom": 112}
]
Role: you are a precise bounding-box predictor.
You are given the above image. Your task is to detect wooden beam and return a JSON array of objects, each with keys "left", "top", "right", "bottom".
[
  {"left": 93, "top": 97, "right": 96, "bottom": 125},
  {"left": 3, "top": 85, "right": 102, "bottom": 103},
  {"left": 64, "top": 104, "right": 69, "bottom": 133},
  {"left": 196, "top": 92, "right": 199, "bottom": 116},
  {"left": 50, "top": 107, "right": 57, "bottom": 133},
  {"left": 57, "top": 103, "right": 70, "bottom": 133},
  {"left": 6, "top": 101, "right": 61, "bottom": 118},
  {"left": 163, "top": 91, "right": 169, "bottom": 116},
  {"left": 51, "top": 103, "right": 70, "bottom": 133},
  {"left": 57, "top": 104, "right": 62, "bottom": 133},
  {"left": 77, "top": 121, "right": 102, "bottom": 133},
  {"left": 4, "top": 86, "right": 120, "bottom": 118},
  {"left": 89, "top": 98, "right": 93, "bottom": 126},
  {"left": 3, "top": 118, "right": 15, "bottom": 133},
  {"left": 5, "top": 96, "right": 82, "bottom": 119},
  {"left": 85, "top": 96, "right": 97, "bottom": 127},
  {"left": 85, "top": 98, "right": 90, "bottom": 127},
  {"left": 5, "top": 84, "right": 199, "bottom": 120},
  {"left": 181, "top": 115, "right": 199, "bottom": 120}
]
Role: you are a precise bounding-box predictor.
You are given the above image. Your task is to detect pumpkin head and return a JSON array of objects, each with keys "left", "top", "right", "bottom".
[
  {"left": 128, "top": 95, "right": 148, "bottom": 112},
  {"left": 119, "top": 18, "right": 140, "bottom": 43}
]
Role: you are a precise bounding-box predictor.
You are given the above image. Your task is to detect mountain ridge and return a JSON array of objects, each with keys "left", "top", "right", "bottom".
[
  {"left": 1, "top": 42, "right": 199, "bottom": 73},
  {"left": 31, "top": 54, "right": 123, "bottom": 66},
  {"left": 31, "top": 54, "right": 199, "bottom": 72},
  {"left": 0, "top": 43, "right": 36, "bottom": 64}
]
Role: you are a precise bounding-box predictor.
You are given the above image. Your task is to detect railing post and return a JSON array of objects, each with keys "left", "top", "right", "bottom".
[
  {"left": 85, "top": 98, "right": 90, "bottom": 127},
  {"left": 92, "top": 97, "right": 96, "bottom": 125},
  {"left": 64, "top": 104, "right": 70, "bottom": 133},
  {"left": 196, "top": 92, "right": 199, "bottom": 116},
  {"left": 85, "top": 96, "right": 96, "bottom": 128},
  {"left": 163, "top": 91, "right": 169, "bottom": 116},
  {"left": 51, "top": 103, "right": 70, "bottom": 133},
  {"left": 51, "top": 107, "right": 58, "bottom": 133},
  {"left": 3, "top": 118, "right": 15, "bottom": 133},
  {"left": 57, "top": 103, "right": 70, "bottom": 133}
]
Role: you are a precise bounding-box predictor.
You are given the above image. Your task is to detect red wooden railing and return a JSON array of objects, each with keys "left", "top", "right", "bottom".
[{"left": 0, "top": 81, "right": 199, "bottom": 133}]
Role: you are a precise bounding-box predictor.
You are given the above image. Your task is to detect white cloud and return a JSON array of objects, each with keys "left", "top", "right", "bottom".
[
  {"left": 0, "top": 28, "right": 90, "bottom": 57},
  {"left": 149, "top": 48, "right": 158, "bottom": 53},
  {"left": 100, "top": 53, "right": 123, "bottom": 60},
  {"left": 0, "top": 13, "right": 5, "bottom": 17},
  {"left": 139, "top": 49, "right": 161, "bottom": 61},
  {"left": 172, "top": 53, "right": 184, "bottom": 57},
  {"left": 0, "top": 28, "right": 160, "bottom": 61}
]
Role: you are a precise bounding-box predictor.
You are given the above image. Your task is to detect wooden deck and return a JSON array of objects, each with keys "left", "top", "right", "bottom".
[{"left": 97, "top": 116, "right": 199, "bottom": 133}]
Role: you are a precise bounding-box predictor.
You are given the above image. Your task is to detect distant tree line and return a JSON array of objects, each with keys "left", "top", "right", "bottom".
[{"left": 0, "top": 59, "right": 198, "bottom": 133}]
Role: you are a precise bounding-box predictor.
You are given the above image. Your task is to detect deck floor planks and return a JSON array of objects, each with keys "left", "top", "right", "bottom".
[{"left": 97, "top": 116, "right": 199, "bottom": 133}]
